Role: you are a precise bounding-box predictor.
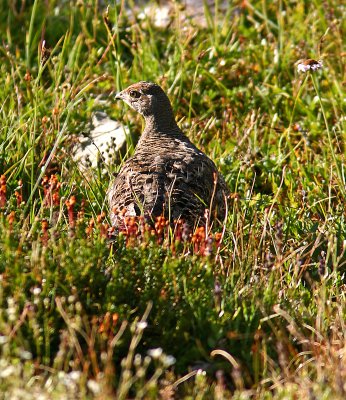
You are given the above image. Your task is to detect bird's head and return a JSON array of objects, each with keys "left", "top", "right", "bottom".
[{"left": 115, "top": 81, "right": 173, "bottom": 119}]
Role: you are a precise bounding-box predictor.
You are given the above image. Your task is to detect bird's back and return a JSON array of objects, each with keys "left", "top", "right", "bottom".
[{"left": 108, "top": 126, "right": 228, "bottom": 227}]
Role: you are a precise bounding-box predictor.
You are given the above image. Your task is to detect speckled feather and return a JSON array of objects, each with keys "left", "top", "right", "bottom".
[{"left": 108, "top": 82, "right": 229, "bottom": 227}]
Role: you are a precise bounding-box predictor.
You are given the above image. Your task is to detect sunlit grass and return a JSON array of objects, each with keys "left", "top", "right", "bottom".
[{"left": 0, "top": 0, "right": 345, "bottom": 398}]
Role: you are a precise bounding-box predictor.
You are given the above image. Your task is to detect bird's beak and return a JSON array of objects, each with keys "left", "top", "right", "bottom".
[{"left": 115, "top": 91, "right": 123, "bottom": 100}]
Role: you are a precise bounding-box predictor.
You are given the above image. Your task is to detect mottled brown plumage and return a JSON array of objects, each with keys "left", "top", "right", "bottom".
[{"left": 108, "top": 81, "right": 229, "bottom": 228}]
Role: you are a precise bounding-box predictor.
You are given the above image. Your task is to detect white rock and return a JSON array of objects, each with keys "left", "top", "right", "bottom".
[
  {"left": 128, "top": 0, "right": 229, "bottom": 28},
  {"left": 73, "top": 111, "right": 130, "bottom": 172}
]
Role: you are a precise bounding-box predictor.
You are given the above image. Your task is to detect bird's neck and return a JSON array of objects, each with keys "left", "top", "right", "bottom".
[{"left": 143, "top": 113, "right": 179, "bottom": 136}]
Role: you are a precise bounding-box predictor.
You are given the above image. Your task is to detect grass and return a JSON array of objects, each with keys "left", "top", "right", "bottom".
[{"left": 0, "top": 0, "right": 345, "bottom": 398}]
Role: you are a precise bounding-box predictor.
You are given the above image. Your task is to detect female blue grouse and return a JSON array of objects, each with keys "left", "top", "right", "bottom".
[{"left": 108, "top": 81, "right": 229, "bottom": 228}]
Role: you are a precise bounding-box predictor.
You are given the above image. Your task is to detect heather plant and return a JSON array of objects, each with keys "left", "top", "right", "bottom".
[{"left": 0, "top": 0, "right": 345, "bottom": 398}]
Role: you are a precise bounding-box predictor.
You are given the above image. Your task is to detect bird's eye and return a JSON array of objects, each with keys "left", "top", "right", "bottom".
[{"left": 129, "top": 90, "right": 141, "bottom": 99}]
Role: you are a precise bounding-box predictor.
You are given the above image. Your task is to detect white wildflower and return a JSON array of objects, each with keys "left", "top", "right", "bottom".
[
  {"left": 0, "top": 365, "right": 16, "bottom": 378},
  {"left": 68, "top": 371, "right": 81, "bottom": 381},
  {"left": 68, "top": 295, "right": 76, "bottom": 303},
  {"left": 136, "top": 321, "right": 148, "bottom": 331},
  {"left": 147, "top": 347, "right": 163, "bottom": 359},
  {"left": 297, "top": 59, "right": 323, "bottom": 73},
  {"left": 45, "top": 376, "right": 53, "bottom": 389},
  {"left": 18, "top": 349, "right": 32, "bottom": 360},
  {"left": 58, "top": 371, "right": 66, "bottom": 380},
  {"left": 33, "top": 287, "right": 42, "bottom": 296},
  {"left": 7, "top": 306, "right": 17, "bottom": 321},
  {"left": 196, "top": 369, "right": 207, "bottom": 383},
  {"left": 7, "top": 297, "right": 15, "bottom": 307},
  {"left": 274, "top": 47, "right": 279, "bottom": 64},
  {"left": 161, "top": 354, "right": 176, "bottom": 367},
  {"left": 87, "top": 379, "right": 100, "bottom": 395},
  {"left": 0, "top": 336, "right": 8, "bottom": 345}
]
